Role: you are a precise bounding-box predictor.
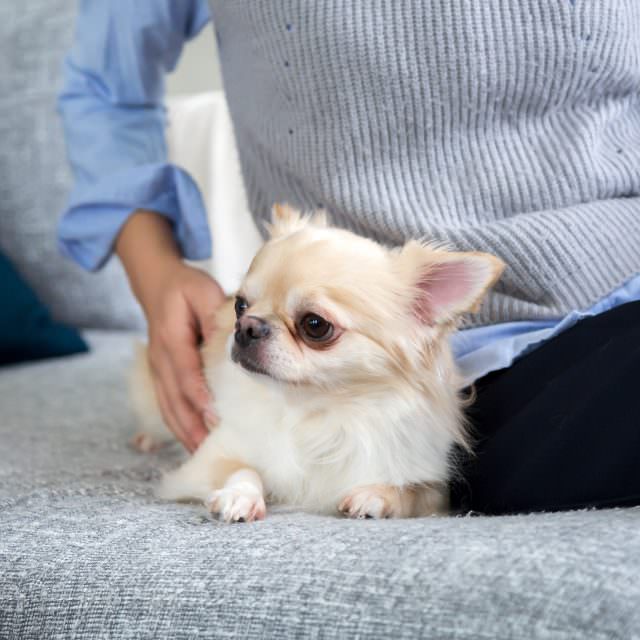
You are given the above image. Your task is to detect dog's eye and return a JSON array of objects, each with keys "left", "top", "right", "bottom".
[
  {"left": 235, "top": 296, "right": 249, "bottom": 318},
  {"left": 299, "top": 313, "right": 333, "bottom": 342}
]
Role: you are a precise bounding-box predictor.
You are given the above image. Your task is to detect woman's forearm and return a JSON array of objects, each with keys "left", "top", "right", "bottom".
[{"left": 114, "top": 209, "right": 184, "bottom": 316}]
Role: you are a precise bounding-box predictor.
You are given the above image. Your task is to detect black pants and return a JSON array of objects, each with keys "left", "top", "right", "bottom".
[{"left": 449, "top": 301, "right": 640, "bottom": 515}]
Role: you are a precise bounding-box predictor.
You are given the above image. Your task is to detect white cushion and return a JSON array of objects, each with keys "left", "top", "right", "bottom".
[{"left": 167, "top": 92, "right": 263, "bottom": 294}]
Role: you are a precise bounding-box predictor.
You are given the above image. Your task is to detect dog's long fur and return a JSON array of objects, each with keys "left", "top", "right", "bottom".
[{"left": 131, "top": 205, "right": 504, "bottom": 521}]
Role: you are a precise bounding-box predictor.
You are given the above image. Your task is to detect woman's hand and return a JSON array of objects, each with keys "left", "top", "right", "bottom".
[
  {"left": 116, "top": 210, "right": 226, "bottom": 452},
  {"left": 143, "top": 262, "right": 225, "bottom": 451}
]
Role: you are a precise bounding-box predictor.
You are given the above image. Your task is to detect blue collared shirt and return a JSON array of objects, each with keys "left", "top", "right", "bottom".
[
  {"left": 57, "top": 1, "right": 213, "bottom": 270},
  {"left": 57, "top": 0, "right": 640, "bottom": 384},
  {"left": 451, "top": 274, "right": 640, "bottom": 386}
]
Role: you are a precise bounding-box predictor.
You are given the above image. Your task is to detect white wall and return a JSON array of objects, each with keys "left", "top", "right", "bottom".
[{"left": 167, "top": 25, "right": 223, "bottom": 96}]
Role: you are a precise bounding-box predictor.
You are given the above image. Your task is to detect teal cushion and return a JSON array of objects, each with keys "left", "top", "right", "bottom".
[{"left": 0, "top": 252, "right": 88, "bottom": 365}]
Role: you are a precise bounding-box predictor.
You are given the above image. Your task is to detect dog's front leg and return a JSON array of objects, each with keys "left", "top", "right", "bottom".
[
  {"left": 158, "top": 445, "right": 267, "bottom": 523},
  {"left": 338, "top": 483, "right": 447, "bottom": 519}
]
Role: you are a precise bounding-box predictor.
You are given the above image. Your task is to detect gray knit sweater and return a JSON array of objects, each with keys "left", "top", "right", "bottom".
[{"left": 210, "top": 0, "right": 640, "bottom": 326}]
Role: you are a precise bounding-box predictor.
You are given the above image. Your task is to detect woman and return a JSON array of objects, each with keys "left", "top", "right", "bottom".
[{"left": 58, "top": 1, "right": 640, "bottom": 514}]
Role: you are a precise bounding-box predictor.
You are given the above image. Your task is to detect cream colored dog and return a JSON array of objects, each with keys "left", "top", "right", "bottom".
[{"left": 131, "top": 205, "right": 504, "bottom": 522}]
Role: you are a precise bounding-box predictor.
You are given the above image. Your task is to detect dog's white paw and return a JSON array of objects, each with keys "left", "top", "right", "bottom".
[
  {"left": 339, "top": 486, "right": 395, "bottom": 519},
  {"left": 206, "top": 485, "right": 266, "bottom": 523}
]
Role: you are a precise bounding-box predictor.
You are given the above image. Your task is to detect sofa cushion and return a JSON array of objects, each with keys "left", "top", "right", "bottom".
[
  {"left": 0, "top": 1, "right": 144, "bottom": 330},
  {"left": 0, "top": 251, "right": 87, "bottom": 365},
  {"left": 0, "top": 332, "right": 638, "bottom": 638}
]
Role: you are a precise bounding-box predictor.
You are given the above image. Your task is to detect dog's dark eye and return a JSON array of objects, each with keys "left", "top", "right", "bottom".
[
  {"left": 299, "top": 313, "right": 333, "bottom": 342},
  {"left": 235, "top": 296, "right": 249, "bottom": 318}
]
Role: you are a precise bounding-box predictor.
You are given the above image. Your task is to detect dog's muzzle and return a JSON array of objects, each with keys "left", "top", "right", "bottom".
[{"left": 234, "top": 315, "right": 271, "bottom": 349}]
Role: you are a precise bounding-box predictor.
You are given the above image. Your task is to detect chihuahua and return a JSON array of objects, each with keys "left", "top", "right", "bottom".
[{"left": 131, "top": 204, "right": 504, "bottom": 522}]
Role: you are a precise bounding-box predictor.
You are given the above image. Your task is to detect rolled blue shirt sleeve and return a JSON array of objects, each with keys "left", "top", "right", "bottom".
[{"left": 57, "top": 0, "right": 212, "bottom": 271}]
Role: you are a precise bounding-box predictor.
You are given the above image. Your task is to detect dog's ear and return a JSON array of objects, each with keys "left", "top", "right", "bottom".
[
  {"left": 264, "top": 203, "right": 328, "bottom": 239},
  {"left": 395, "top": 241, "right": 505, "bottom": 325}
]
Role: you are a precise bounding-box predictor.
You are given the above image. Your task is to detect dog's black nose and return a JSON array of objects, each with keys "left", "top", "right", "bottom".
[{"left": 234, "top": 316, "right": 271, "bottom": 348}]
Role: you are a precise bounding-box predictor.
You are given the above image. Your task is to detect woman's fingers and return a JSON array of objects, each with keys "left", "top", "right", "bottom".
[
  {"left": 150, "top": 371, "right": 194, "bottom": 452},
  {"left": 168, "top": 331, "right": 211, "bottom": 414},
  {"left": 164, "top": 379, "right": 207, "bottom": 452},
  {"left": 171, "top": 351, "right": 214, "bottom": 443},
  {"left": 162, "top": 310, "right": 212, "bottom": 449},
  {"left": 150, "top": 340, "right": 206, "bottom": 452},
  {"left": 143, "top": 265, "right": 227, "bottom": 452}
]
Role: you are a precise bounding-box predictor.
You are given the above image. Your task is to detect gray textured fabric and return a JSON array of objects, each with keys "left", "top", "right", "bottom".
[
  {"left": 0, "top": 2, "right": 144, "bottom": 330},
  {"left": 211, "top": 0, "right": 640, "bottom": 326},
  {"left": 1, "top": 332, "right": 639, "bottom": 639}
]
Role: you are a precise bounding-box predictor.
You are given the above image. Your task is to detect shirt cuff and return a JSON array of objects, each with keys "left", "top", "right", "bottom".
[{"left": 58, "top": 163, "right": 212, "bottom": 271}]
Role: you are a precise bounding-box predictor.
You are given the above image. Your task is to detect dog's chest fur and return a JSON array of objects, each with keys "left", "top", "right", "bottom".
[{"left": 203, "top": 348, "right": 458, "bottom": 514}]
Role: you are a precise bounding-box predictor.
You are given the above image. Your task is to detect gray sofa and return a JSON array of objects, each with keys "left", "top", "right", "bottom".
[{"left": 1, "top": 3, "right": 639, "bottom": 638}]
